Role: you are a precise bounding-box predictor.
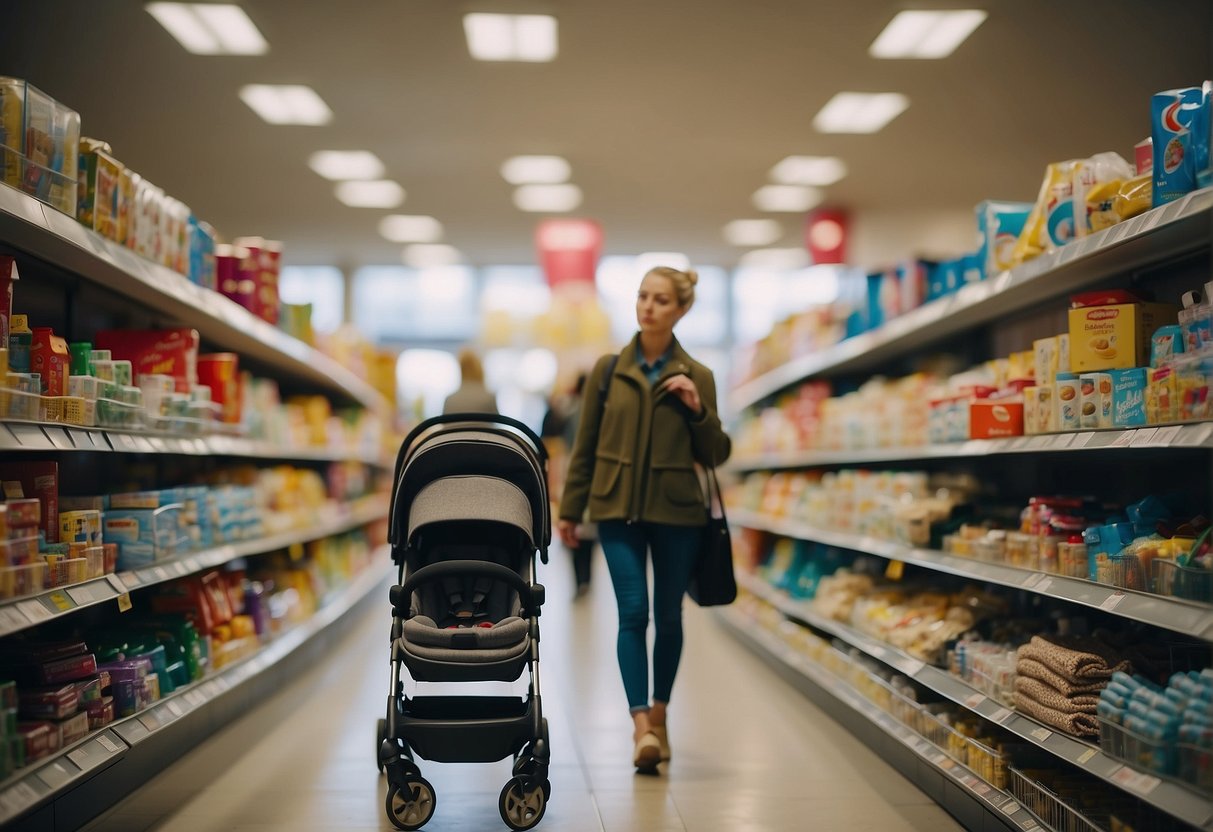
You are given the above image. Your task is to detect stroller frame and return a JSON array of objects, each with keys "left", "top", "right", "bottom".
[{"left": 378, "top": 414, "right": 552, "bottom": 831}]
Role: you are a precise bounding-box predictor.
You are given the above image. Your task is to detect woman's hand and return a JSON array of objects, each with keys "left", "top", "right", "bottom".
[
  {"left": 661, "top": 374, "right": 702, "bottom": 416},
  {"left": 557, "top": 519, "right": 580, "bottom": 549}
]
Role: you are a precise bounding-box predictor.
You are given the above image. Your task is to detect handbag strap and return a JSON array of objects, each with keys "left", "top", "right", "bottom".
[{"left": 704, "top": 466, "right": 727, "bottom": 523}]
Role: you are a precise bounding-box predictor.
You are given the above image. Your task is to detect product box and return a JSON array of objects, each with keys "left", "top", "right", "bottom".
[
  {"left": 1068, "top": 292, "right": 1178, "bottom": 372},
  {"left": 1022, "top": 386, "right": 1039, "bottom": 434},
  {"left": 0, "top": 461, "right": 58, "bottom": 543},
  {"left": 1056, "top": 376, "right": 1082, "bottom": 431},
  {"left": 94, "top": 329, "right": 199, "bottom": 394},
  {"left": 232, "top": 237, "right": 283, "bottom": 325},
  {"left": 969, "top": 398, "right": 1024, "bottom": 439},
  {"left": 197, "top": 353, "right": 240, "bottom": 423},
  {"left": 59, "top": 510, "right": 101, "bottom": 546},
  {"left": 77, "top": 139, "right": 122, "bottom": 240},
  {"left": 1135, "top": 138, "right": 1153, "bottom": 175},
  {"left": 30, "top": 328, "right": 68, "bottom": 397},
  {"left": 1147, "top": 366, "right": 1179, "bottom": 424},
  {"left": 1110, "top": 368, "right": 1148, "bottom": 427},
  {"left": 17, "top": 685, "right": 78, "bottom": 721},
  {"left": 1036, "top": 385, "right": 1056, "bottom": 432},
  {"left": 976, "top": 200, "right": 1032, "bottom": 278},
  {"left": 1079, "top": 373, "right": 1113, "bottom": 429},
  {"left": 1034, "top": 336, "right": 1061, "bottom": 388},
  {"left": 0, "top": 77, "right": 80, "bottom": 215}
]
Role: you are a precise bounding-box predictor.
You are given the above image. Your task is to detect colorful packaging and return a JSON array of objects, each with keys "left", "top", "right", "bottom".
[
  {"left": 197, "top": 353, "right": 240, "bottom": 423},
  {"left": 976, "top": 201, "right": 1032, "bottom": 279},
  {"left": 1147, "top": 366, "right": 1179, "bottom": 424},
  {"left": 1151, "top": 324, "right": 1186, "bottom": 367},
  {"left": 94, "top": 328, "right": 199, "bottom": 394},
  {"left": 1034, "top": 336, "right": 1060, "bottom": 388},
  {"left": 59, "top": 510, "right": 101, "bottom": 546},
  {"left": 77, "top": 139, "right": 122, "bottom": 239},
  {"left": 1152, "top": 86, "right": 1208, "bottom": 207},
  {"left": 1014, "top": 160, "right": 1079, "bottom": 264},
  {"left": 0, "top": 256, "right": 16, "bottom": 351},
  {"left": 1079, "top": 373, "right": 1114, "bottom": 429},
  {"left": 969, "top": 399, "right": 1024, "bottom": 439},
  {"left": 1036, "top": 385, "right": 1056, "bottom": 433},
  {"left": 1110, "top": 368, "right": 1148, "bottom": 427},
  {"left": 30, "top": 327, "right": 69, "bottom": 396},
  {"left": 187, "top": 216, "right": 217, "bottom": 290},
  {"left": 1068, "top": 292, "right": 1178, "bottom": 372},
  {"left": 1071, "top": 153, "right": 1134, "bottom": 238},
  {"left": 1135, "top": 139, "right": 1153, "bottom": 175},
  {"left": 8, "top": 313, "right": 30, "bottom": 373},
  {"left": 0, "top": 461, "right": 58, "bottom": 543},
  {"left": 1056, "top": 376, "right": 1082, "bottom": 431}
]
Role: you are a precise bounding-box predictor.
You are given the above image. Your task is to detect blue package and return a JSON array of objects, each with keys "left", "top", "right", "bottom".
[
  {"left": 976, "top": 201, "right": 1032, "bottom": 279},
  {"left": 1110, "top": 367, "right": 1148, "bottom": 427},
  {"left": 1152, "top": 86, "right": 1207, "bottom": 207}
]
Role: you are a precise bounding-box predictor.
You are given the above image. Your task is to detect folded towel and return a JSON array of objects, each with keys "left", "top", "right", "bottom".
[
  {"left": 1016, "top": 658, "right": 1108, "bottom": 698},
  {"left": 1013, "top": 691, "right": 1101, "bottom": 738},
  {"left": 1016, "top": 634, "right": 1132, "bottom": 684},
  {"left": 1014, "top": 676, "right": 1101, "bottom": 714}
]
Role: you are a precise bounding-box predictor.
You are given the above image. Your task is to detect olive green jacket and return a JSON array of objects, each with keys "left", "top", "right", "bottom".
[{"left": 558, "top": 334, "right": 731, "bottom": 527}]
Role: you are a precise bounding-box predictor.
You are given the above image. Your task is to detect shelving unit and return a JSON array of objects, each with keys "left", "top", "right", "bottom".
[
  {"left": 0, "top": 178, "right": 399, "bottom": 830},
  {"left": 730, "top": 508, "right": 1213, "bottom": 639},
  {"left": 0, "top": 185, "right": 388, "bottom": 415},
  {"left": 0, "top": 494, "right": 388, "bottom": 639},
  {"left": 716, "top": 607, "right": 1040, "bottom": 832},
  {"left": 734, "top": 571, "right": 1213, "bottom": 831},
  {"left": 728, "top": 422, "right": 1213, "bottom": 472},
  {"left": 0, "top": 419, "right": 391, "bottom": 468},
  {"left": 730, "top": 188, "right": 1213, "bottom": 412},
  {"left": 0, "top": 556, "right": 389, "bottom": 830}
]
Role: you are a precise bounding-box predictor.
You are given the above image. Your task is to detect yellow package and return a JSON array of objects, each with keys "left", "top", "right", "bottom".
[
  {"left": 1087, "top": 173, "right": 1153, "bottom": 233},
  {"left": 0, "top": 78, "right": 24, "bottom": 187},
  {"left": 1071, "top": 152, "right": 1133, "bottom": 238},
  {"left": 1013, "top": 161, "right": 1079, "bottom": 265}
]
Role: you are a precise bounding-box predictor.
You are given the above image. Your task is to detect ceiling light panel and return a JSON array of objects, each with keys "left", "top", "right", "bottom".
[
  {"left": 870, "top": 10, "right": 987, "bottom": 59},
  {"left": 379, "top": 215, "right": 444, "bottom": 244},
  {"left": 404, "top": 244, "right": 462, "bottom": 268},
  {"left": 464, "top": 13, "right": 558, "bottom": 62},
  {"left": 239, "top": 84, "right": 332, "bottom": 125},
  {"left": 753, "top": 185, "right": 823, "bottom": 213},
  {"left": 513, "top": 184, "right": 582, "bottom": 213},
  {"left": 723, "top": 219, "right": 783, "bottom": 247},
  {"left": 501, "top": 155, "right": 570, "bottom": 185},
  {"left": 335, "top": 180, "right": 405, "bottom": 208},
  {"left": 739, "top": 248, "right": 810, "bottom": 270},
  {"left": 146, "top": 3, "right": 267, "bottom": 55},
  {"left": 770, "top": 156, "right": 848, "bottom": 187},
  {"left": 308, "top": 151, "right": 385, "bottom": 181},
  {"left": 813, "top": 92, "right": 909, "bottom": 134}
]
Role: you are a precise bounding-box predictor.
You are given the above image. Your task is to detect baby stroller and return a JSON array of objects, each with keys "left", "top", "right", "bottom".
[{"left": 377, "top": 414, "right": 551, "bottom": 831}]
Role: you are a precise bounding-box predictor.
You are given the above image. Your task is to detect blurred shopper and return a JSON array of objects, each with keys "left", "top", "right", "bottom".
[
  {"left": 442, "top": 347, "right": 498, "bottom": 414},
  {"left": 542, "top": 373, "right": 595, "bottom": 597},
  {"left": 557, "top": 266, "right": 731, "bottom": 773}
]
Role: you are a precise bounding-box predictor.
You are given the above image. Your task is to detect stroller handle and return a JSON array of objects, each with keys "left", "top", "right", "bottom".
[
  {"left": 398, "top": 413, "right": 548, "bottom": 467},
  {"left": 392, "top": 560, "right": 543, "bottom": 615}
]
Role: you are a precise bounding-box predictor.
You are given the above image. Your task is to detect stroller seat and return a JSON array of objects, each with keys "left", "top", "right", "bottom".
[{"left": 401, "top": 615, "right": 530, "bottom": 662}]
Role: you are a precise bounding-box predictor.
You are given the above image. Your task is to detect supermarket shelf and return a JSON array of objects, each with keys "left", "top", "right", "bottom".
[
  {"left": 730, "top": 187, "right": 1213, "bottom": 412},
  {"left": 716, "top": 608, "right": 1036, "bottom": 832},
  {"left": 730, "top": 508, "right": 1213, "bottom": 641},
  {"left": 0, "top": 419, "right": 391, "bottom": 468},
  {"left": 727, "top": 422, "right": 1213, "bottom": 472},
  {"left": 0, "top": 494, "right": 389, "bottom": 639},
  {"left": 0, "top": 555, "right": 389, "bottom": 829},
  {"left": 736, "top": 571, "right": 1213, "bottom": 831},
  {"left": 0, "top": 184, "right": 388, "bottom": 415}
]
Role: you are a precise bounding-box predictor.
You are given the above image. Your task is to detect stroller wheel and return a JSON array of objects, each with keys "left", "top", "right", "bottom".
[
  {"left": 498, "top": 776, "right": 547, "bottom": 830},
  {"left": 376, "top": 718, "right": 387, "bottom": 773},
  {"left": 386, "top": 778, "right": 436, "bottom": 830}
]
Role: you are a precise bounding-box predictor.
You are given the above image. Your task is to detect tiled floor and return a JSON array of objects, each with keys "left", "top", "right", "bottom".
[{"left": 82, "top": 547, "right": 963, "bottom": 831}]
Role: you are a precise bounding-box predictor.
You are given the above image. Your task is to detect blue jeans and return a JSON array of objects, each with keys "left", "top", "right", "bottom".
[{"left": 598, "top": 520, "right": 700, "bottom": 712}]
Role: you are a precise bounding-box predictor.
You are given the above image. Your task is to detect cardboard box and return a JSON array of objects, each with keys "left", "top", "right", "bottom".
[
  {"left": 1034, "top": 337, "right": 1060, "bottom": 388},
  {"left": 1079, "top": 373, "right": 1113, "bottom": 429},
  {"left": 1147, "top": 366, "right": 1179, "bottom": 424},
  {"left": 94, "top": 329, "right": 199, "bottom": 394},
  {"left": 969, "top": 399, "right": 1024, "bottom": 439},
  {"left": 1068, "top": 299, "right": 1177, "bottom": 372},
  {"left": 1022, "top": 386, "right": 1039, "bottom": 434},
  {"left": 1056, "top": 377, "right": 1082, "bottom": 431},
  {"left": 1110, "top": 368, "right": 1148, "bottom": 427},
  {"left": 0, "top": 461, "right": 57, "bottom": 543}
]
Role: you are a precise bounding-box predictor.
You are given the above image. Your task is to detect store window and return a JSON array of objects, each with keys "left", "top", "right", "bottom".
[
  {"left": 481, "top": 266, "right": 551, "bottom": 314},
  {"left": 353, "top": 265, "right": 478, "bottom": 342},
  {"left": 396, "top": 348, "right": 461, "bottom": 419},
  {"left": 732, "top": 264, "right": 842, "bottom": 345},
  {"left": 278, "top": 266, "right": 344, "bottom": 334}
]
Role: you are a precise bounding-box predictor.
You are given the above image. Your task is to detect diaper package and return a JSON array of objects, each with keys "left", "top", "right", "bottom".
[{"left": 1152, "top": 85, "right": 1211, "bottom": 207}]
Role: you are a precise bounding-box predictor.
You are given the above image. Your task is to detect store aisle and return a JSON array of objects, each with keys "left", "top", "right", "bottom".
[{"left": 82, "top": 549, "right": 962, "bottom": 832}]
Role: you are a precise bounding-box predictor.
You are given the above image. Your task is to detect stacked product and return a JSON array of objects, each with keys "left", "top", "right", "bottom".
[
  {"left": 951, "top": 636, "right": 1019, "bottom": 707},
  {"left": 1098, "top": 669, "right": 1213, "bottom": 791},
  {"left": 1012, "top": 635, "right": 1133, "bottom": 738},
  {"left": 2, "top": 640, "right": 105, "bottom": 766},
  {"left": 0, "top": 78, "right": 79, "bottom": 216}
]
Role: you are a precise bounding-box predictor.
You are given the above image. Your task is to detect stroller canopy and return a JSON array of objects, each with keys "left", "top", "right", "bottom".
[{"left": 407, "top": 475, "right": 533, "bottom": 544}]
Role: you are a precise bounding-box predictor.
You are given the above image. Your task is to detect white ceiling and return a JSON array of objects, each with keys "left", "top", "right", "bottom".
[{"left": 3, "top": 0, "right": 1211, "bottom": 268}]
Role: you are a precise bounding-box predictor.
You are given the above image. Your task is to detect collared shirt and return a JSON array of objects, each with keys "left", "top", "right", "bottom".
[{"left": 637, "top": 342, "right": 672, "bottom": 385}]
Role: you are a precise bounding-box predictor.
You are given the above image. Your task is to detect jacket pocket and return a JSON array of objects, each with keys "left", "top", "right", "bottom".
[
  {"left": 655, "top": 465, "right": 704, "bottom": 507},
  {"left": 591, "top": 457, "right": 626, "bottom": 498}
]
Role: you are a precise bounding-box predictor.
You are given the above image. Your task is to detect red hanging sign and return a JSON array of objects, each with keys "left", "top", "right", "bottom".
[
  {"left": 805, "top": 209, "right": 848, "bottom": 265},
  {"left": 536, "top": 219, "right": 603, "bottom": 288}
]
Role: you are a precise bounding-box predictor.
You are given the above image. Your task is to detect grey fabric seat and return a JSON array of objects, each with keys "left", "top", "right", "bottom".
[{"left": 401, "top": 616, "right": 530, "bottom": 663}]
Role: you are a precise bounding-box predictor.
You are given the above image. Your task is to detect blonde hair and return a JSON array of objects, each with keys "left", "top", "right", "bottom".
[
  {"left": 645, "top": 266, "right": 698, "bottom": 309},
  {"left": 457, "top": 348, "right": 485, "bottom": 383}
]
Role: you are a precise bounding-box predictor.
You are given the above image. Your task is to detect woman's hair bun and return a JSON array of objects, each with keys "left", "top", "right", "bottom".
[{"left": 684, "top": 268, "right": 699, "bottom": 285}]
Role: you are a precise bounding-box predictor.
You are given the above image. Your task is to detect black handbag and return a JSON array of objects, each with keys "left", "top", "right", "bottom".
[{"left": 687, "top": 466, "right": 736, "bottom": 607}]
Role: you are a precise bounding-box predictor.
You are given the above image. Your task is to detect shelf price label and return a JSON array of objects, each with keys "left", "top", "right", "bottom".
[
  {"left": 1076, "top": 748, "right": 1098, "bottom": 765},
  {"left": 96, "top": 734, "right": 122, "bottom": 754},
  {"left": 16, "top": 599, "right": 52, "bottom": 624},
  {"left": 1110, "top": 765, "right": 1161, "bottom": 795},
  {"left": 1030, "top": 727, "right": 1052, "bottom": 742},
  {"left": 964, "top": 693, "right": 987, "bottom": 710},
  {"left": 1152, "top": 425, "right": 1183, "bottom": 446},
  {"left": 46, "top": 592, "right": 74, "bottom": 612},
  {"left": 1111, "top": 430, "right": 1137, "bottom": 448},
  {"left": 1130, "top": 428, "right": 1159, "bottom": 447},
  {"left": 990, "top": 707, "right": 1013, "bottom": 724},
  {"left": 1100, "top": 592, "right": 1126, "bottom": 611}
]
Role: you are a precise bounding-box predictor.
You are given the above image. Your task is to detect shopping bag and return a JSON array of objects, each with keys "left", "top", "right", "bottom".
[{"left": 687, "top": 466, "right": 736, "bottom": 607}]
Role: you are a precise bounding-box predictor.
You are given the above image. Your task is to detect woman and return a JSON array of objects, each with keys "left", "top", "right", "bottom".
[
  {"left": 442, "top": 347, "right": 498, "bottom": 414},
  {"left": 557, "top": 266, "right": 731, "bottom": 773}
]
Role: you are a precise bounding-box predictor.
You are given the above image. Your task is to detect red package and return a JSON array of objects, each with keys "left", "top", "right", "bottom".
[
  {"left": 94, "top": 328, "right": 200, "bottom": 393},
  {"left": 56, "top": 710, "right": 90, "bottom": 746},
  {"left": 0, "top": 462, "right": 58, "bottom": 543},
  {"left": 151, "top": 577, "right": 216, "bottom": 634},
  {"left": 29, "top": 652, "right": 98, "bottom": 685},
  {"left": 85, "top": 695, "right": 115, "bottom": 729},
  {"left": 0, "top": 255, "right": 17, "bottom": 347},
  {"left": 197, "top": 353, "right": 240, "bottom": 423},
  {"left": 1070, "top": 290, "right": 1146, "bottom": 309},
  {"left": 30, "top": 328, "right": 69, "bottom": 397},
  {"left": 17, "top": 721, "right": 57, "bottom": 762},
  {"left": 18, "top": 684, "right": 80, "bottom": 720},
  {"left": 233, "top": 237, "right": 282, "bottom": 325}
]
